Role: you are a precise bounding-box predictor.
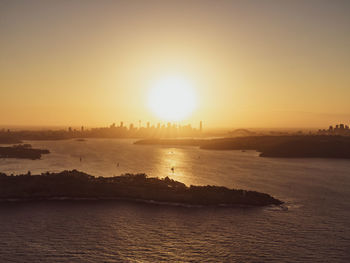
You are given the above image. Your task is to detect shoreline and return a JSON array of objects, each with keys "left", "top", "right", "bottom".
[{"left": 0, "top": 196, "right": 284, "bottom": 209}]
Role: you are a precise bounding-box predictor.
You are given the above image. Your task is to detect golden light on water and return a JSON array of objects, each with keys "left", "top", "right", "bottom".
[{"left": 147, "top": 75, "right": 197, "bottom": 122}]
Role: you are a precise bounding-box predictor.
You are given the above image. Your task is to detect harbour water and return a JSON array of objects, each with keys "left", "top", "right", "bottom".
[{"left": 0, "top": 139, "right": 349, "bottom": 262}]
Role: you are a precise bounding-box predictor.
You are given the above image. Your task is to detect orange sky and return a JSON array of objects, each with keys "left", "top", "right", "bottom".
[{"left": 1, "top": 0, "right": 350, "bottom": 128}]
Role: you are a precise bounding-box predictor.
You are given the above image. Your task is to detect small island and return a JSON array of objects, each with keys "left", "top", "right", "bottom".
[
  {"left": 0, "top": 144, "right": 50, "bottom": 160},
  {"left": 0, "top": 170, "right": 282, "bottom": 206}
]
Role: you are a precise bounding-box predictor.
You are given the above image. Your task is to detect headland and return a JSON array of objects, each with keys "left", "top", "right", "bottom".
[
  {"left": 135, "top": 135, "right": 350, "bottom": 159},
  {"left": 0, "top": 170, "right": 282, "bottom": 207},
  {"left": 0, "top": 144, "right": 50, "bottom": 160}
]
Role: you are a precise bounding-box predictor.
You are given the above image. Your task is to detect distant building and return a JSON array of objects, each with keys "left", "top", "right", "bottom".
[
  {"left": 199, "top": 121, "right": 203, "bottom": 132},
  {"left": 318, "top": 123, "right": 350, "bottom": 136}
]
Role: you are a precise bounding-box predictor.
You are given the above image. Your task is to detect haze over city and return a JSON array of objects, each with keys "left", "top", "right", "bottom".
[{"left": 1, "top": 0, "right": 350, "bottom": 128}]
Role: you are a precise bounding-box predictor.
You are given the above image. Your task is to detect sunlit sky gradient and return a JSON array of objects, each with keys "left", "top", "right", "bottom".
[{"left": 1, "top": 0, "right": 350, "bottom": 128}]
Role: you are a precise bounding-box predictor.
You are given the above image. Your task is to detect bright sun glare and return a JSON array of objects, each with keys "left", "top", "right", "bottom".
[{"left": 148, "top": 76, "right": 197, "bottom": 122}]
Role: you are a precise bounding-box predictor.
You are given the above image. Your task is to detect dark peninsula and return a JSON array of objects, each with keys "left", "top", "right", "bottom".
[
  {"left": 0, "top": 144, "right": 50, "bottom": 160},
  {"left": 135, "top": 135, "right": 350, "bottom": 159},
  {"left": 0, "top": 136, "right": 22, "bottom": 144},
  {"left": 0, "top": 170, "right": 282, "bottom": 206}
]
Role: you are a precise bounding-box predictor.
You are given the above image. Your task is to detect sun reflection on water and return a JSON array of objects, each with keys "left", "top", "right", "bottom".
[{"left": 156, "top": 147, "right": 193, "bottom": 186}]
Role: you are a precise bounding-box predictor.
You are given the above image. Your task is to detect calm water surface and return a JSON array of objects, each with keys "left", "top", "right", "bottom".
[{"left": 0, "top": 139, "right": 349, "bottom": 262}]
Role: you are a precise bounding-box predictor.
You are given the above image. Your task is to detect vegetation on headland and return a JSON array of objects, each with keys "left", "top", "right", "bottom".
[
  {"left": 135, "top": 135, "right": 350, "bottom": 158},
  {"left": 0, "top": 170, "right": 282, "bottom": 206},
  {"left": 0, "top": 144, "right": 50, "bottom": 160}
]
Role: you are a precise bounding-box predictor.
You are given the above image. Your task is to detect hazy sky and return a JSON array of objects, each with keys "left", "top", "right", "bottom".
[{"left": 1, "top": 0, "right": 350, "bottom": 128}]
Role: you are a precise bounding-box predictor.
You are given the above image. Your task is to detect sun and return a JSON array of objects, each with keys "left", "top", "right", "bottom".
[{"left": 148, "top": 75, "right": 197, "bottom": 121}]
